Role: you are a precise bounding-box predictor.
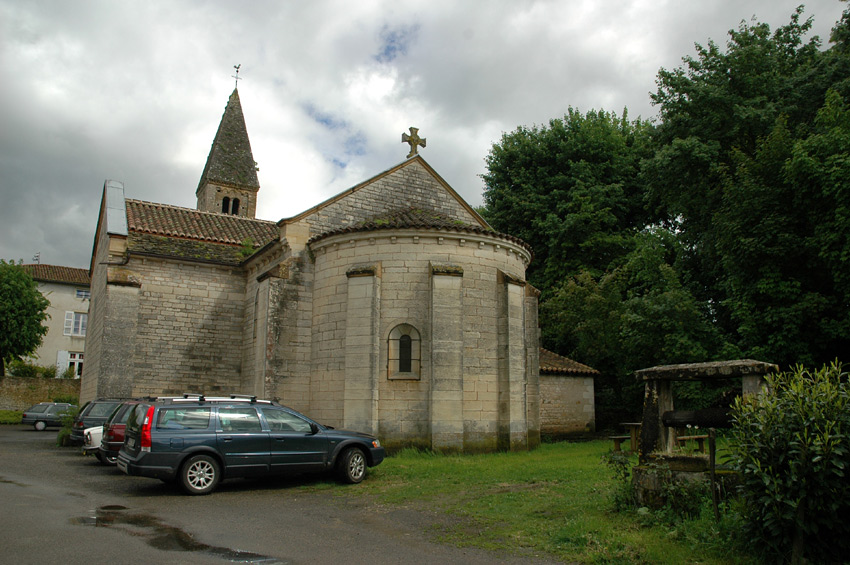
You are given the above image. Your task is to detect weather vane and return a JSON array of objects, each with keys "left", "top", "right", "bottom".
[
  {"left": 232, "top": 64, "right": 242, "bottom": 89},
  {"left": 402, "top": 127, "right": 426, "bottom": 158}
]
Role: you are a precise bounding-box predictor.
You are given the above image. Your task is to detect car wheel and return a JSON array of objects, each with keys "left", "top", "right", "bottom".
[
  {"left": 33, "top": 421, "right": 46, "bottom": 431},
  {"left": 336, "top": 447, "right": 367, "bottom": 484},
  {"left": 95, "top": 451, "right": 104, "bottom": 463},
  {"left": 180, "top": 454, "right": 220, "bottom": 495}
]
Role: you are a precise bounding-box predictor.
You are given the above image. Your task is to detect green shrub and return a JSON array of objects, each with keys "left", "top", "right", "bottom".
[
  {"left": 7, "top": 359, "right": 48, "bottom": 378},
  {"left": 51, "top": 393, "right": 79, "bottom": 405},
  {"left": 0, "top": 410, "right": 23, "bottom": 424},
  {"left": 58, "top": 366, "right": 74, "bottom": 379},
  {"left": 730, "top": 362, "right": 850, "bottom": 563}
]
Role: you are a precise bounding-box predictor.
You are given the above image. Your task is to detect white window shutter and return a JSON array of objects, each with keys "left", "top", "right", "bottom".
[
  {"left": 56, "top": 350, "right": 69, "bottom": 376},
  {"left": 64, "top": 312, "right": 73, "bottom": 336}
]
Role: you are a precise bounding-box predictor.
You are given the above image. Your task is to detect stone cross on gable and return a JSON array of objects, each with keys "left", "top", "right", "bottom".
[{"left": 402, "top": 127, "right": 426, "bottom": 158}]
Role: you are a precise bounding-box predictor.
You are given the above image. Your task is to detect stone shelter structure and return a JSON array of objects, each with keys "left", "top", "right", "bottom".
[
  {"left": 538, "top": 348, "right": 598, "bottom": 438},
  {"left": 81, "top": 89, "right": 541, "bottom": 453},
  {"left": 22, "top": 264, "right": 91, "bottom": 377}
]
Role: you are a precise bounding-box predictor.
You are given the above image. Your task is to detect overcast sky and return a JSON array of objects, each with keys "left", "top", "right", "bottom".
[{"left": 1, "top": 1, "right": 846, "bottom": 269}]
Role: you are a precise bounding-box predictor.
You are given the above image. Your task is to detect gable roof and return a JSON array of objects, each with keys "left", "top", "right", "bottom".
[
  {"left": 196, "top": 89, "right": 260, "bottom": 193},
  {"left": 124, "top": 199, "right": 278, "bottom": 265},
  {"left": 285, "top": 156, "right": 490, "bottom": 229},
  {"left": 539, "top": 348, "right": 599, "bottom": 375},
  {"left": 308, "top": 206, "right": 532, "bottom": 253},
  {"left": 22, "top": 264, "right": 90, "bottom": 286}
]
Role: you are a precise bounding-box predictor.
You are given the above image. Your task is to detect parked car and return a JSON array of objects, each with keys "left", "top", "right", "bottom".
[
  {"left": 82, "top": 425, "right": 103, "bottom": 457},
  {"left": 97, "top": 400, "right": 141, "bottom": 465},
  {"left": 69, "top": 399, "right": 126, "bottom": 445},
  {"left": 117, "top": 394, "right": 385, "bottom": 495},
  {"left": 21, "top": 402, "right": 76, "bottom": 431}
]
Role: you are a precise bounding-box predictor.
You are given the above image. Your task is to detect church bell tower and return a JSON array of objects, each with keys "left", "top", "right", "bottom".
[{"left": 196, "top": 88, "right": 260, "bottom": 218}]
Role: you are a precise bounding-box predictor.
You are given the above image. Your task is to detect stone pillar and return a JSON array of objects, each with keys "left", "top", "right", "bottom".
[
  {"left": 497, "top": 271, "right": 527, "bottom": 451},
  {"left": 638, "top": 379, "right": 674, "bottom": 462},
  {"left": 430, "top": 263, "right": 464, "bottom": 452},
  {"left": 343, "top": 265, "right": 380, "bottom": 435},
  {"left": 524, "top": 285, "right": 541, "bottom": 449}
]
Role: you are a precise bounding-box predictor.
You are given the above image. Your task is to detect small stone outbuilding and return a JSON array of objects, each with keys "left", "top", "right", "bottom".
[{"left": 538, "top": 348, "right": 598, "bottom": 438}]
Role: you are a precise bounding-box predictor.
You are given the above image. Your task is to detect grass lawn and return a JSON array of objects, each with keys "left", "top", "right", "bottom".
[{"left": 332, "top": 440, "right": 754, "bottom": 564}]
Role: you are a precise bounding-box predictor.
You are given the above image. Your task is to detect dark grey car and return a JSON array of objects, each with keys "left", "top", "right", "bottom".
[
  {"left": 21, "top": 402, "right": 76, "bottom": 431},
  {"left": 69, "top": 399, "right": 126, "bottom": 445},
  {"left": 117, "top": 394, "right": 386, "bottom": 495}
]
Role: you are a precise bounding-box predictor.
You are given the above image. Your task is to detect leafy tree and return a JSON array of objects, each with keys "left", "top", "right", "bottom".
[
  {"left": 481, "top": 108, "right": 654, "bottom": 295},
  {"left": 542, "top": 229, "right": 732, "bottom": 425},
  {"left": 0, "top": 260, "right": 50, "bottom": 376},
  {"left": 645, "top": 6, "right": 850, "bottom": 366}
]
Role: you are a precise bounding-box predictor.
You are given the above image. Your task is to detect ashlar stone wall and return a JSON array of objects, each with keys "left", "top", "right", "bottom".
[
  {"left": 309, "top": 226, "right": 538, "bottom": 452},
  {"left": 539, "top": 374, "right": 595, "bottom": 437}
]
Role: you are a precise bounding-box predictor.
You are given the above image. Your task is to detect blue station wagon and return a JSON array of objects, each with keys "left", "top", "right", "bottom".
[{"left": 117, "top": 395, "right": 385, "bottom": 495}]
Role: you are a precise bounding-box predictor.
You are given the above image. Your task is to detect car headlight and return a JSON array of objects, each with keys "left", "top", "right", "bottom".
[
  {"left": 85, "top": 432, "right": 91, "bottom": 444},
  {"left": 371, "top": 439, "right": 380, "bottom": 448}
]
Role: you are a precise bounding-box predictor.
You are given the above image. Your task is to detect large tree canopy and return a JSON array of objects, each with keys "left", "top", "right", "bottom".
[
  {"left": 646, "top": 6, "right": 850, "bottom": 366},
  {"left": 480, "top": 6, "right": 850, "bottom": 423},
  {"left": 0, "top": 260, "right": 50, "bottom": 376},
  {"left": 481, "top": 108, "right": 655, "bottom": 295}
]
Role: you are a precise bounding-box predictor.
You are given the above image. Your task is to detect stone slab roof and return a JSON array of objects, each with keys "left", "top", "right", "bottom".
[
  {"left": 125, "top": 199, "right": 278, "bottom": 264},
  {"left": 196, "top": 89, "right": 260, "bottom": 192},
  {"left": 634, "top": 359, "right": 779, "bottom": 382},
  {"left": 22, "top": 264, "right": 90, "bottom": 286},
  {"left": 539, "top": 348, "right": 599, "bottom": 375},
  {"left": 308, "top": 206, "right": 532, "bottom": 253}
]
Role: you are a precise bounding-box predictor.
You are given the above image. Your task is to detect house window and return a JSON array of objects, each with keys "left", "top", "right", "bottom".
[
  {"left": 75, "top": 289, "right": 90, "bottom": 300},
  {"left": 232, "top": 198, "right": 240, "bottom": 215},
  {"left": 68, "top": 352, "right": 83, "bottom": 378},
  {"left": 222, "top": 197, "right": 230, "bottom": 214},
  {"left": 64, "top": 312, "right": 87, "bottom": 336},
  {"left": 388, "top": 324, "right": 421, "bottom": 380}
]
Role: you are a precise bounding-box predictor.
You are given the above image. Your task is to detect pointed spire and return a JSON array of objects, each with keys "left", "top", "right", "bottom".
[{"left": 196, "top": 89, "right": 260, "bottom": 194}]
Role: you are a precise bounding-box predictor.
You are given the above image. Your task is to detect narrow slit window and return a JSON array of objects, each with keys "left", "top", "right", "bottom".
[
  {"left": 232, "top": 198, "right": 240, "bottom": 215},
  {"left": 222, "top": 197, "right": 230, "bottom": 214},
  {"left": 399, "top": 335, "right": 412, "bottom": 372}
]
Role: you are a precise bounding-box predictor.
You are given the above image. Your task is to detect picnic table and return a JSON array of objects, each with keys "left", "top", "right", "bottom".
[{"left": 610, "top": 422, "right": 641, "bottom": 452}]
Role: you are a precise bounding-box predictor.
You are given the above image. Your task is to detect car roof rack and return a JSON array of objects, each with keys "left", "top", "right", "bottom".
[
  {"left": 229, "top": 394, "right": 258, "bottom": 403},
  {"left": 181, "top": 393, "right": 206, "bottom": 402}
]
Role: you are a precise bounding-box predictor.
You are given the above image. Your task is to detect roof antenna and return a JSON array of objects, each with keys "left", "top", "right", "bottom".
[{"left": 232, "top": 64, "right": 242, "bottom": 89}]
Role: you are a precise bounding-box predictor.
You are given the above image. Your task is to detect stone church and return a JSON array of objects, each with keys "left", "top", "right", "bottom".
[{"left": 81, "top": 88, "right": 543, "bottom": 452}]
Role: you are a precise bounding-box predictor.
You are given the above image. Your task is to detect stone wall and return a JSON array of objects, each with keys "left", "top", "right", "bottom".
[
  {"left": 129, "top": 257, "right": 247, "bottom": 397},
  {"left": 0, "top": 377, "right": 81, "bottom": 410},
  {"left": 539, "top": 374, "right": 595, "bottom": 437}
]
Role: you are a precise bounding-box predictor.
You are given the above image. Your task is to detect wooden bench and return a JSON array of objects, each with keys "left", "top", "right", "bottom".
[
  {"left": 676, "top": 434, "right": 709, "bottom": 453},
  {"left": 609, "top": 435, "right": 631, "bottom": 452}
]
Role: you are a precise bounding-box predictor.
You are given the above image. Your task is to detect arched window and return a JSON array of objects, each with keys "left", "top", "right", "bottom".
[
  {"left": 222, "top": 197, "right": 230, "bottom": 214},
  {"left": 388, "top": 324, "right": 421, "bottom": 380},
  {"left": 232, "top": 198, "right": 240, "bottom": 215}
]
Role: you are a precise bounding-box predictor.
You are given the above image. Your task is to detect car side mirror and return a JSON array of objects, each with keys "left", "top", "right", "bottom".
[{"left": 310, "top": 423, "right": 319, "bottom": 435}]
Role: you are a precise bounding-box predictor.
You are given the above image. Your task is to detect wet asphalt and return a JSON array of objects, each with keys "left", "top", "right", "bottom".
[{"left": 0, "top": 425, "right": 560, "bottom": 564}]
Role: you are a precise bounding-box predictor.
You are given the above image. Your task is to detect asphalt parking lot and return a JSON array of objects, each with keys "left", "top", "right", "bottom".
[{"left": 0, "top": 425, "right": 557, "bottom": 564}]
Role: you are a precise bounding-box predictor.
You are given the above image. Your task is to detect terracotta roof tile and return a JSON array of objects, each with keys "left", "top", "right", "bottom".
[
  {"left": 125, "top": 200, "right": 278, "bottom": 264},
  {"left": 22, "top": 264, "right": 90, "bottom": 285},
  {"left": 308, "top": 207, "right": 532, "bottom": 253},
  {"left": 539, "top": 348, "right": 599, "bottom": 375}
]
